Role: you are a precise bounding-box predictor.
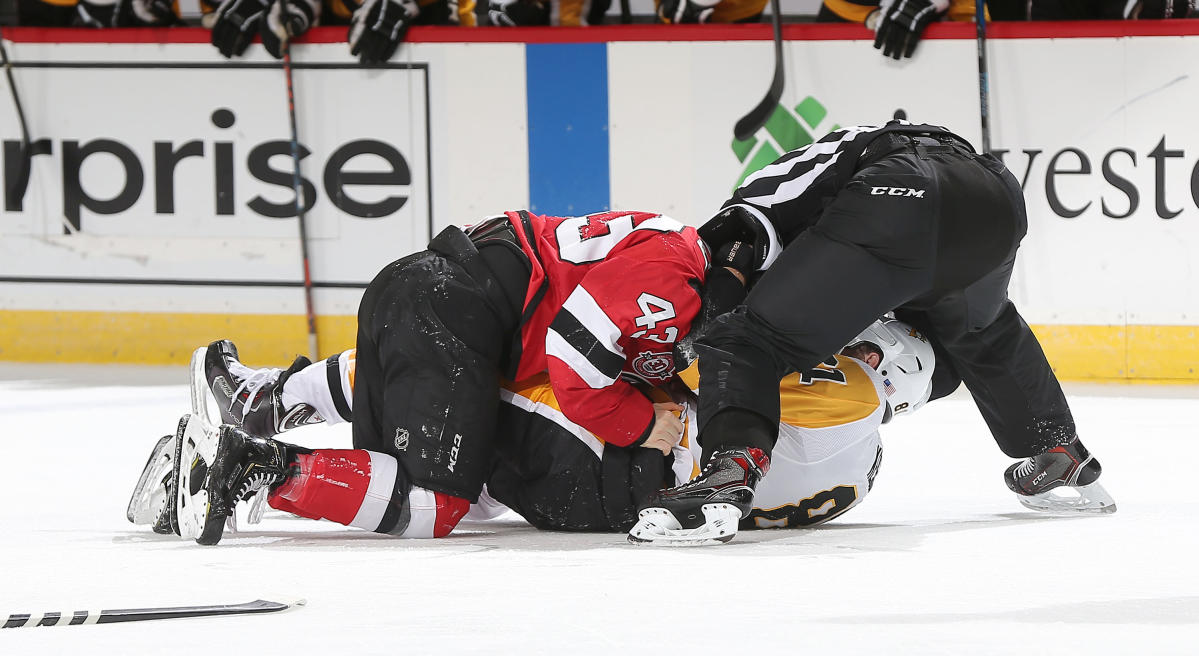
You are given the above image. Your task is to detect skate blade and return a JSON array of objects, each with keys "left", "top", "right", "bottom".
[
  {"left": 127, "top": 433, "right": 176, "bottom": 525},
  {"left": 173, "top": 412, "right": 222, "bottom": 541},
  {"left": 1016, "top": 481, "right": 1117, "bottom": 515},
  {"left": 627, "top": 504, "right": 741, "bottom": 546}
]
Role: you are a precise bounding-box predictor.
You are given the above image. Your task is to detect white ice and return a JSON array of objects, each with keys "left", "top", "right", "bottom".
[{"left": 1, "top": 363, "right": 1197, "bottom": 655}]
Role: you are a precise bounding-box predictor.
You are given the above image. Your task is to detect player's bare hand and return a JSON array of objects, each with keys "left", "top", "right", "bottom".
[{"left": 642, "top": 402, "right": 684, "bottom": 455}]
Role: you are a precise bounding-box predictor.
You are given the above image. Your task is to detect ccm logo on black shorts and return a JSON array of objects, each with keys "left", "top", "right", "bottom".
[{"left": 870, "top": 186, "right": 926, "bottom": 197}]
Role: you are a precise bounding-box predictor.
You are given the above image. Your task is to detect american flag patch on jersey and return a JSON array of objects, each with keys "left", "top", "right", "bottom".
[{"left": 883, "top": 378, "right": 896, "bottom": 396}]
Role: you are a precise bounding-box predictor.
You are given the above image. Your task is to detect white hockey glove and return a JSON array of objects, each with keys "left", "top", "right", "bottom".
[
  {"left": 872, "top": 0, "right": 949, "bottom": 60},
  {"left": 641, "top": 402, "right": 684, "bottom": 456},
  {"left": 487, "top": 0, "right": 551, "bottom": 26},
  {"left": 261, "top": 0, "right": 321, "bottom": 58},
  {"left": 76, "top": 0, "right": 178, "bottom": 26},
  {"left": 656, "top": 0, "right": 720, "bottom": 23},
  {"left": 349, "top": 0, "right": 420, "bottom": 65}
]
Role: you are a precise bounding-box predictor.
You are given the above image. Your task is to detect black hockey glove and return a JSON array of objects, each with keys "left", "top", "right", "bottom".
[
  {"left": 209, "top": 0, "right": 269, "bottom": 58},
  {"left": 487, "top": 0, "right": 551, "bottom": 26},
  {"left": 696, "top": 205, "right": 779, "bottom": 275},
  {"left": 872, "top": 0, "right": 949, "bottom": 60},
  {"left": 349, "top": 0, "right": 420, "bottom": 65},
  {"left": 714, "top": 240, "right": 755, "bottom": 279},
  {"left": 656, "top": 0, "right": 719, "bottom": 23},
  {"left": 261, "top": 0, "right": 321, "bottom": 58},
  {"left": 76, "top": 0, "right": 178, "bottom": 26}
]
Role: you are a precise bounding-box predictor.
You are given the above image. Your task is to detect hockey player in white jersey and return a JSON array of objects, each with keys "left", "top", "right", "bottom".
[{"left": 629, "top": 315, "right": 934, "bottom": 543}]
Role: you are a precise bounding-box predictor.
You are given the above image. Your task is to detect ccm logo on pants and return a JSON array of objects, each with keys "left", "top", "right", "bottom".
[{"left": 871, "top": 186, "right": 926, "bottom": 197}]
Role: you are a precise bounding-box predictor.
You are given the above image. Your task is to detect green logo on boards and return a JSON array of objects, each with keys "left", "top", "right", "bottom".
[{"left": 730, "top": 96, "right": 840, "bottom": 192}]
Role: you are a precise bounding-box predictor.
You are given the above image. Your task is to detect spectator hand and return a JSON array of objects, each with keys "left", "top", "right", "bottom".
[
  {"left": 657, "top": 0, "right": 720, "bottom": 24},
  {"left": 349, "top": 0, "right": 420, "bottom": 65},
  {"left": 641, "top": 402, "right": 684, "bottom": 456},
  {"left": 261, "top": 0, "right": 321, "bottom": 58},
  {"left": 872, "top": 0, "right": 949, "bottom": 60},
  {"left": 77, "top": 0, "right": 178, "bottom": 27},
  {"left": 488, "top": 0, "right": 551, "bottom": 26},
  {"left": 210, "top": 0, "right": 269, "bottom": 58}
]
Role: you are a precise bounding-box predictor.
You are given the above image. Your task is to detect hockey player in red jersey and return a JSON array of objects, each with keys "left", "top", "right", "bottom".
[{"left": 162, "top": 210, "right": 713, "bottom": 545}]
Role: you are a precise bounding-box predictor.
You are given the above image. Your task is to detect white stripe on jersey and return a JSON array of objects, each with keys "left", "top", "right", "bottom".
[
  {"left": 500, "top": 388, "right": 606, "bottom": 460},
  {"left": 546, "top": 286, "right": 625, "bottom": 389},
  {"left": 740, "top": 126, "right": 875, "bottom": 207},
  {"left": 634, "top": 214, "right": 686, "bottom": 234},
  {"left": 743, "top": 151, "right": 845, "bottom": 208},
  {"left": 546, "top": 330, "right": 616, "bottom": 389}
]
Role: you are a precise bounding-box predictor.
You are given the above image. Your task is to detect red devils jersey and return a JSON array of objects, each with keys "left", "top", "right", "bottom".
[{"left": 501, "top": 210, "right": 709, "bottom": 447}]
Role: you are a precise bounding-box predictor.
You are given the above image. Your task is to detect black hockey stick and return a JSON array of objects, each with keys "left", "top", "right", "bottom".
[
  {"left": 0, "top": 26, "right": 33, "bottom": 208},
  {"left": 733, "top": 0, "right": 784, "bottom": 142},
  {"left": 2, "top": 598, "right": 305, "bottom": 629},
  {"left": 281, "top": 27, "right": 320, "bottom": 362},
  {"left": 974, "top": 0, "right": 991, "bottom": 153}
]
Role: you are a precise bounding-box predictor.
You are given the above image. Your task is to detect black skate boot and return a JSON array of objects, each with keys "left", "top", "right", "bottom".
[
  {"left": 628, "top": 447, "right": 770, "bottom": 546},
  {"left": 1004, "top": 437, "right": 1116, "bottom": 514},
  {"left": 196, "top": 425, "right": 305, "bottom": 545},
  {"left": 205, "top": 340, "right": 321, "bottom": 438}
]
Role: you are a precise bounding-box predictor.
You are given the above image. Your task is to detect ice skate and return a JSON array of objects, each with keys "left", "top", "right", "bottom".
[
  {"left": 1005, "top": 437, "right": 1116, "bottom": 514},
  {"left": 628, "top": 447, "right": 769, "bottom": 546},
  {"left": 126, "top": 431, "right": 177, "bottom": 526},
  {"left": 194, "top": 424, "right": 296, "bottom": 546},
  {"left": 204, "top": 339, "right": 320, "bottom": 438}
]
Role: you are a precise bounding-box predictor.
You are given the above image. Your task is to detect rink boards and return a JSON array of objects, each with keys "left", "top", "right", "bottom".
[{"left": 0, "top": 23, "right": 1196, "bottom": 380}]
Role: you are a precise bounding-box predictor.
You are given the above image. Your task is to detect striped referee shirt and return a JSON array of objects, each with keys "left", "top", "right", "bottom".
[{"left": 726, "top": 120, "right": 971, "bottom": 244}]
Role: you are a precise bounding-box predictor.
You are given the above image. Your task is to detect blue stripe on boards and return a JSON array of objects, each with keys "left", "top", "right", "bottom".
[{"left": 525, "top": 43, "right": 610, "bottom": 216}]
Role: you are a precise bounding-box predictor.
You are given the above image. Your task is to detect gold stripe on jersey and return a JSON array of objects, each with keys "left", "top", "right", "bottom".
[
  {"left": 778, "top": 355, "right": 881, "bottom": 429},
  {"left": 504, "top": 372, "right": 566, "bottom": 414},
  {"left": 821, "top": 0, "right": 876, "bottom": 23},
  {"left": 679, "top": 355, "right": 882, "bottom": 429},
  {"left": 677, "top": 361, "right": 700, "bottom": 390}
]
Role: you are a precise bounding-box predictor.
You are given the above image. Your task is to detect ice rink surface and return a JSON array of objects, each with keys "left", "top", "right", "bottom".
[{"left": 1, "top": 363, "right": 1197, "bottom": 655}]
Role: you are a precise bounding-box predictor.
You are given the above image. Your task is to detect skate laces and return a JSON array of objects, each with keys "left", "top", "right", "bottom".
[
  {"left": 228, "top": 363, "right": 282, "bottom": 420},
  {"left": 234, "top": 469, "right": 285, "bottom": 503}
]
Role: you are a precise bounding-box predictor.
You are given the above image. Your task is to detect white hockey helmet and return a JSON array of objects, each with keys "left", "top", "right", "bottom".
[{"left": 846, "top": 316, "right": 935, "bottom": 418}]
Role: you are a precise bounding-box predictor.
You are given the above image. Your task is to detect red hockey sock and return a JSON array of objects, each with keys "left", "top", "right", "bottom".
[
  {"left": 270, "top": 449, "right": 385, "bottom": 529},
  {"left": 268, "top": 449, "right": 470, "bottom": 537}
]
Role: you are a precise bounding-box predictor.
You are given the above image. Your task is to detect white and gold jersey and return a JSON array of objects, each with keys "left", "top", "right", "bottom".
[{"left": 678, "top": 354, "right": 887, "bottom": 529}]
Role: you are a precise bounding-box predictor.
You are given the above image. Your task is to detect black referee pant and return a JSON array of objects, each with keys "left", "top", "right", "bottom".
[{"left": 697, "top": 140, "right": 1076, "bottom": 459}]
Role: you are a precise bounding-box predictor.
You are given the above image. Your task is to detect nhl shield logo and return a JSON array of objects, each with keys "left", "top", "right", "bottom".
[
  {"left": 631, "top": 351, "right": 674, "bottom": 381},
  {"left": 394, "top": 428, "right": 410, "bottom": 451}
]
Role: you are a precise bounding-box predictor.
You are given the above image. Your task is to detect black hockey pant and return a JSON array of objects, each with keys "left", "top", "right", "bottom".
[
  {"left": 698, "top": 141, "right": 1075, "bottom": 459},
  {"left": 352, "top": 226, "right": 526, "bottom": 505}
]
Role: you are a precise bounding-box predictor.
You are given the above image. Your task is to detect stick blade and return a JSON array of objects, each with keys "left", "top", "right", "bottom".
[{"left": 733, "top": 91, "right": 778, "bottom": 142}]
